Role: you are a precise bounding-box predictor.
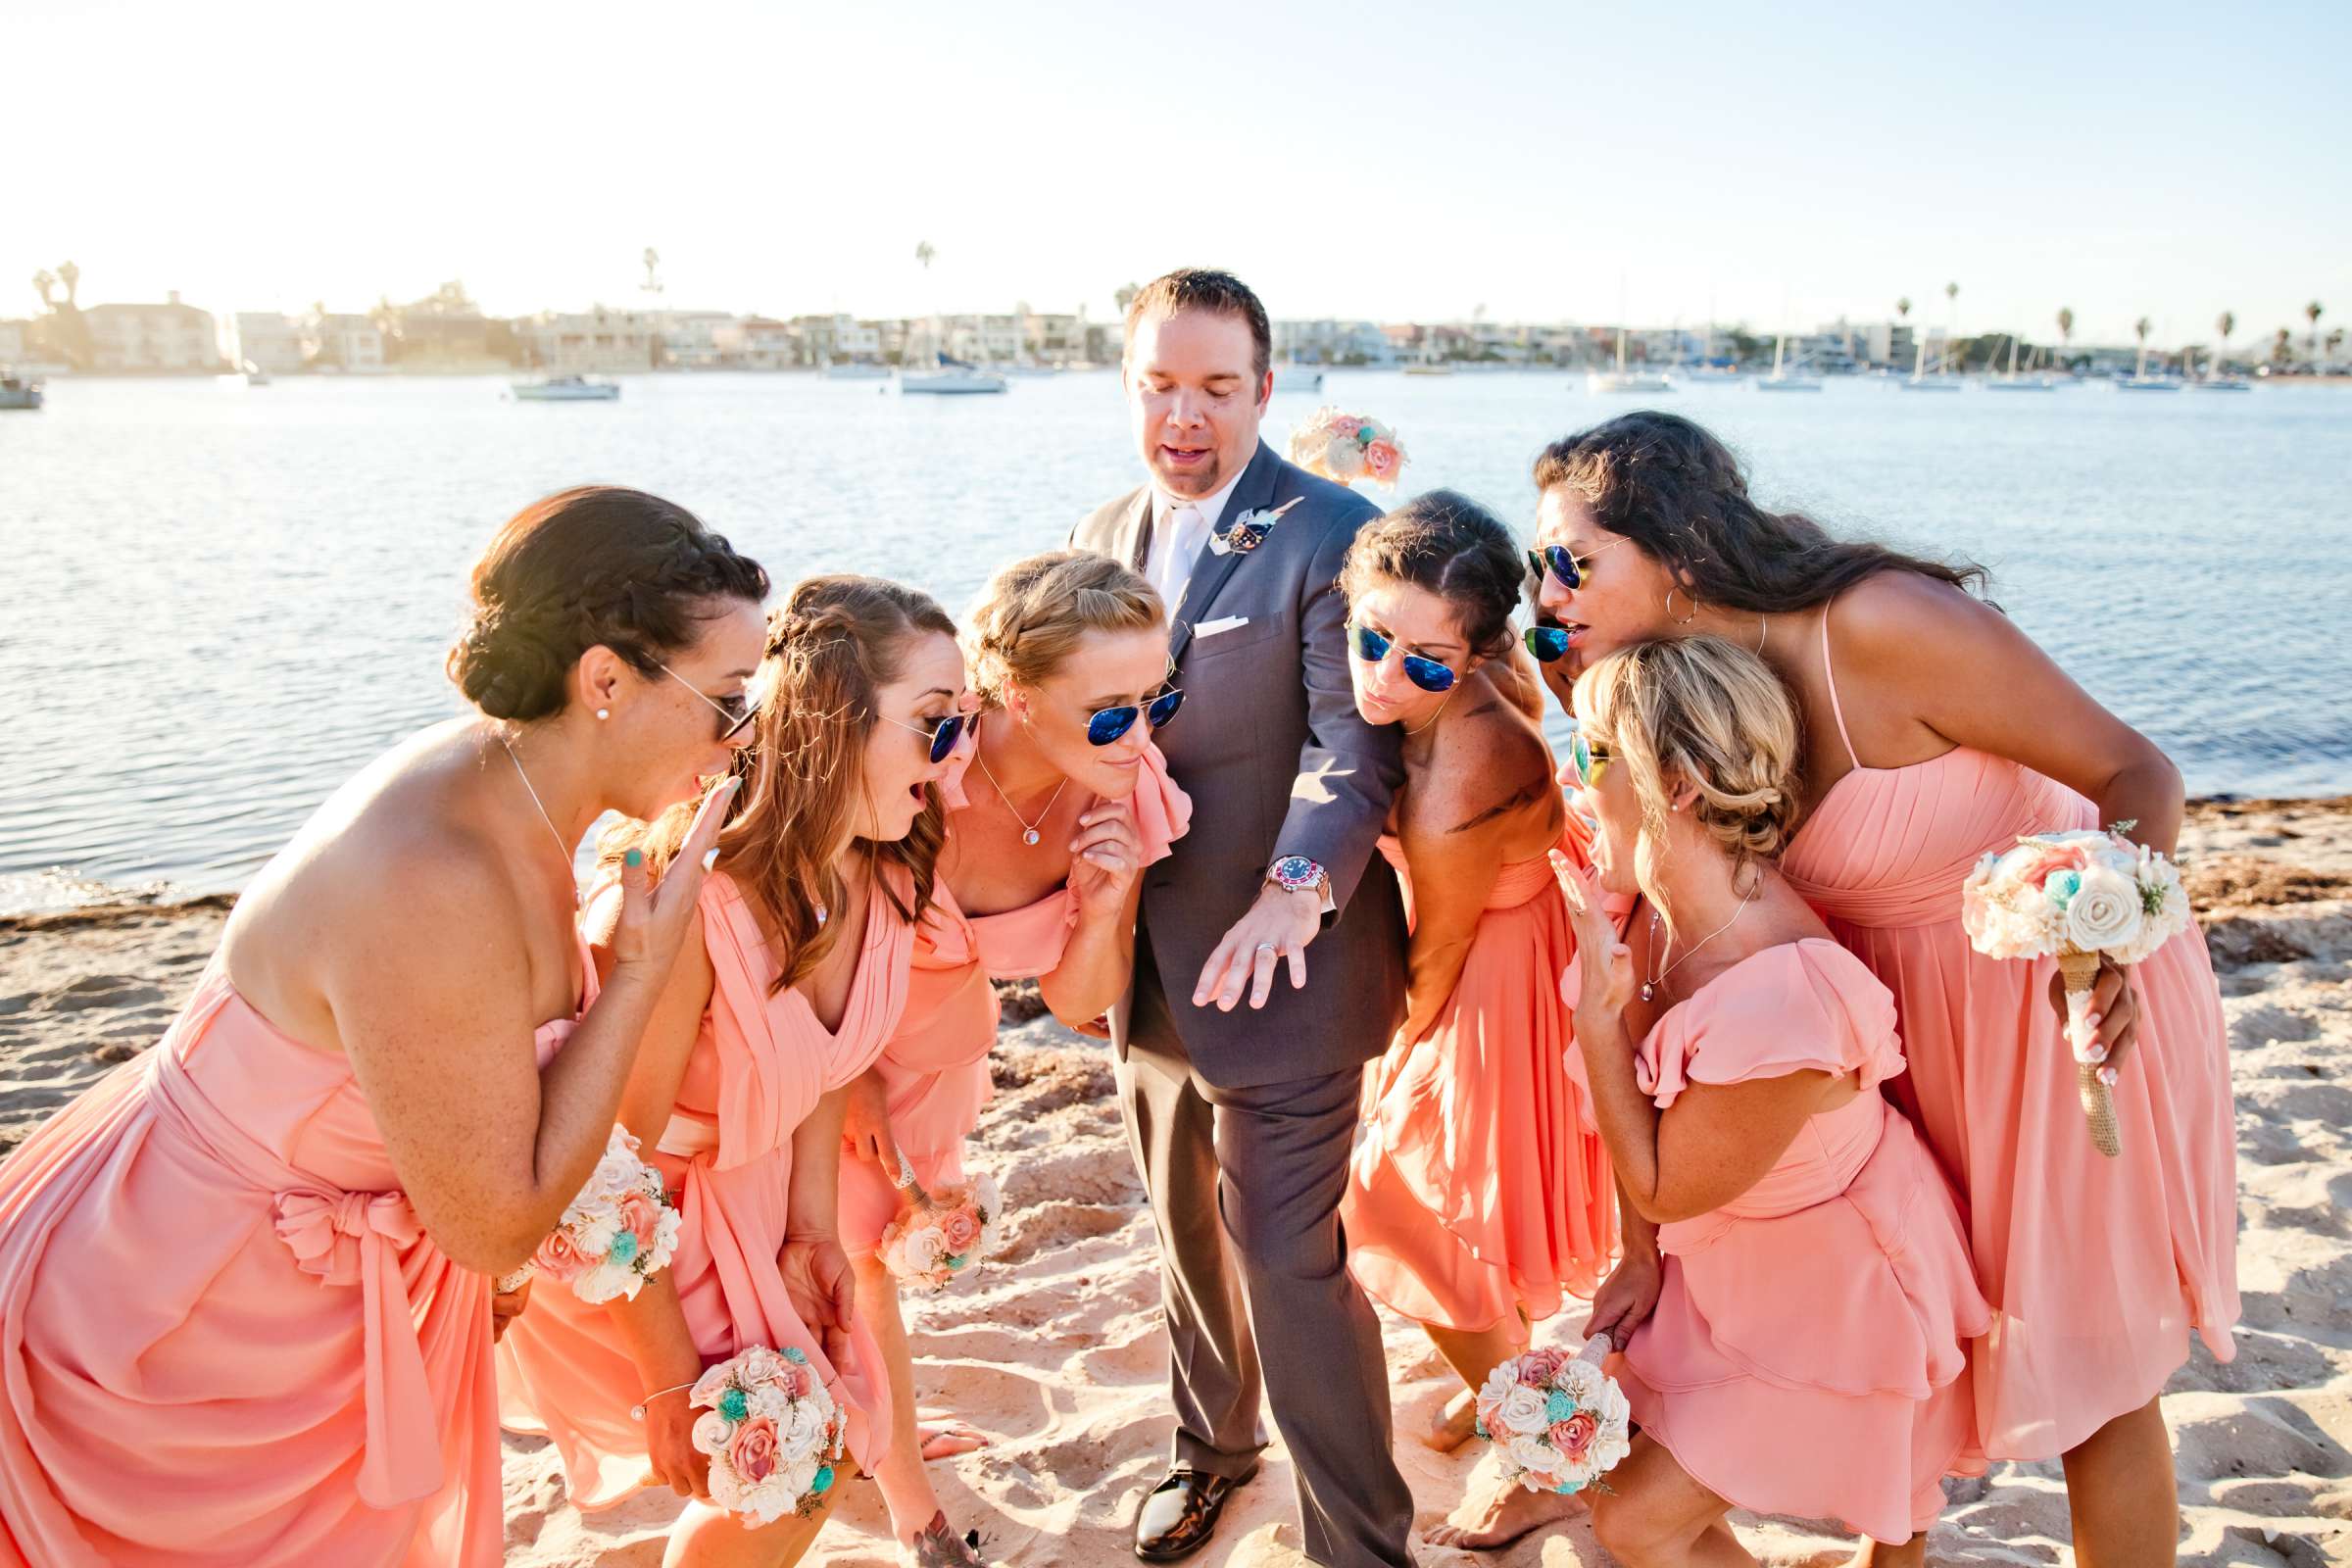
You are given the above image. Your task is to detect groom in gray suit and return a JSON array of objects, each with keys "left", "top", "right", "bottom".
[{"left": 1071, "top": 270, "right": 1414, "bottom": 1568}]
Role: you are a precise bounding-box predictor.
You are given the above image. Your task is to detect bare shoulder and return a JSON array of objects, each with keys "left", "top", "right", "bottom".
[{"left": 1832, "top": 569, "right": 2004, "bottom": 658}]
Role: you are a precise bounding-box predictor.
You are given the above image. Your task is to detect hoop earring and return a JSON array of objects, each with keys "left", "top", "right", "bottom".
[{"left": 1664, "top": 587, "right": 1698, "bottom": 626}]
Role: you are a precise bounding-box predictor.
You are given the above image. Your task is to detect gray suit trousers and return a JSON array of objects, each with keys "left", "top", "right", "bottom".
[{"left": 1117, "top": 944, "right": 1416, "bottom": 1568}]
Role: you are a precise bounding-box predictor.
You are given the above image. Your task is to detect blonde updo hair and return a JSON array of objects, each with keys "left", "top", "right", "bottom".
[
  {"left": 1572, "top": 636, "right": 1802, "bottom": 933},
  {"left": 964, "top": 550, "right": 1165, "bottom": 710}
]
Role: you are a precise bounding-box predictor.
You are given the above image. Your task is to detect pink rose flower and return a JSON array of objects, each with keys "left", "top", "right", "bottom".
[
  {"left": 1551, "top": 1410, "right": 1599, "bottom": 1459},
  {"left": 1364, "top": 440, "right": 1400, "bottom": 482},
  {"left": 616, "top": 1191, "right": 665, "bottom": 1257},
  {"left": 532, "top": 1227, "right": 589, "bottom": 1282},
  {"left": 937, "top": 1205, "right": 982, "bottom": 1254},
  {"left": 777, "top": 1363, "right": 814, "bottom": 1399},
  {"left": 1515, "top": 1348, "right": 1567, "bottom": 1388},
  {"left": 2024, "top": 846, "right": 2088, "bottom": 886},
  {"left": 727, "top": 1414, "right": 781, "bottom": 1484}
]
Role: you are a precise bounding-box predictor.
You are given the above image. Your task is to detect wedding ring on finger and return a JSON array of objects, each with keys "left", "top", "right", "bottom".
[{"left": 1254, "top": 942, "right": 1281, "bottom": 958}]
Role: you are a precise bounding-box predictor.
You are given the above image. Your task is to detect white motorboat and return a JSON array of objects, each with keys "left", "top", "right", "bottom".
[
  {"left": 513, "top": 374, "right": 621, "bottom": 402},
  {"left": 897, "top": 354, "right": 1006, "bottom": 395},
  {"left": 2187, "top": 377, "right": 2252, "bottom": 392},
  {"left": 1272, "top": 366, "right": 1325, "bottom": 393},
  {"left": 1587, "top": 327, "right": 1674, "bottom": 394},
  {"left": 0, "top": 371, "right": 41, "bottom": 412},
  {"left": 2111, "top": 376, "right": 2183, "bottom": 393},
  {"left": 1754, "top": 331, "right": 1823, "bottom": 392}
]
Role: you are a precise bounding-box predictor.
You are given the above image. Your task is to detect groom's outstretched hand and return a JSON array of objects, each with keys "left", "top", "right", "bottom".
[{"left": 1195, "top": 884, "right": 1321, "bottom": 1011}]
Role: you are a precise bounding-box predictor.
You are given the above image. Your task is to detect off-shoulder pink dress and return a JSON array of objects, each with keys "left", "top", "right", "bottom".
[
  {"left": 0, "top": 953, "right": 584, "bottom": 1567},
  {"left": 1611, "top": 941, "right": 1988, "bottom": 1544},
  {"left": 1782, "top": 615, "right": 2238, "bottom": 1460},
  {"left": 837, "top": 745, "right": 1192, "bottom": 1251},
  {"left": 1344, "top": 812, "right": 1618, "bottom": 1335},
  {"left": 498, "top": 869, "right": 908, "bottom": 1507}
]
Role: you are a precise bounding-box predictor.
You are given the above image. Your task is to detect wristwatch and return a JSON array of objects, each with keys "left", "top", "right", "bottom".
[{"left": 1267, "top": 856, "right": 1329, "bottom": 901}]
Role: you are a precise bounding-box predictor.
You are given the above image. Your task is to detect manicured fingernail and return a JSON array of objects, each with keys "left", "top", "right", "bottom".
[
  {"left": 2097, "top": 1066, "right": 2119, "bottom": 1087},
  {"left": 2085, "top": 1042, "right": 2108, "bottom": 1063},
  {"left": 2084, "top": 1013, "right": 2101, "bottom": 1030},
  {"left": 625, "top": 849, "right": 644, "bottom": 868}
]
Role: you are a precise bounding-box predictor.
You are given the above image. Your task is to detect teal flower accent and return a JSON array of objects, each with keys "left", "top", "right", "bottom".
[
  {"left": 946, "top": 1253, "right": 968, "bottom": 1270},
  {"left": 719, "top": 1388, "right": 749, "bottom": 1423},
  {"left": 1355, "top": 424, "right": 1375, "bottom": 446},
  {"left": 811, "top": 1465, "right": 836, "bottom": 1494},
  {"left": 782, "top": 1346, "right": 808, "bottom": 1364},
  {"left": 2046, "top": 869, "right": 2082, "bottom": 908},
  {"left": 608, "top": 1231, "right": 639, "bottom": 1265},
  {"left": 1544, "top": 1390, "right": 1577, "bottom": 1423}
]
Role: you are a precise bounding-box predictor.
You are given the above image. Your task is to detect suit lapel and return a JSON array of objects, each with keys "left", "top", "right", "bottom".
[
  {"left": 1112, "top": 488, "right": 1153, "bottom": 574},
  {"left": 1168, "top": 442, "right": 1281, "bottom": 664}
]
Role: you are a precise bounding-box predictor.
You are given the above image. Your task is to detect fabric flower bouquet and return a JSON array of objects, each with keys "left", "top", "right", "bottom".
[
  {"left": 1475, "top": 1339, "right": 1633, "bottom": 1495},
  {"left": 1286, "top": 407, "right": 1406, "bottom": 490},
  {"left": 877, "top": 1169, "right": 1006, "bottom": 1293},
  {"left": 503, "top": 1124, "right": 682, "bottom": 1302},
  {"left": 1959, "top": 825, "right": 2191, "bottom": 1157},
  {"left": 689, "top": 1346, "right": 846, "bottom": 1524}
]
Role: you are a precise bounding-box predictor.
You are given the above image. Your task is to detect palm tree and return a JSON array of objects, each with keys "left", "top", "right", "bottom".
[
  {"left": 2133, "top": 317, "right": 2152, "bottom": 378},
  {"left": 1896, "top": 296, "right": 1911, "bottom": 321},
  {"left": 1113, "top": 280, "right": 1139, "bottom": 316},
  {"left": 57, "top": 262, "right": 79, "bottom": 308},
  {"left": 2057, "top": 306, "right": 2074, "bottom": 352},
  {"left": 640, "top": 247, "right": 662, "bottom": 297},
  {"left": 2216, "top": 311, "right": 2235, "bottom": 372},
  {"left": 914, "top": 240, "right": 935, "bottom": 272},
  {"left": 2273, "top": 326, "right": 2292, "bottom": 365},
  {"left": 2329, "top": 327, "right": 2345, "bottom": 365},
  {"left": 31, "top": 270, "right": 54, "bottom": 310},
  {"left": 2307, "top": 301, "right": 2325, "bottom": 360}
]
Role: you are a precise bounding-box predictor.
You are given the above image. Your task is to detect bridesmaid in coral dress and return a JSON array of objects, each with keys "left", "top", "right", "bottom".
[
  {"left": 1324, "top": 494, "right": 1619, "bottom": 1550},
  {"left": 1529, "top": 412, "right": 2237, "bottom": 1565},
  {"left": 1560, "top": 636, "right": 1986, "bottom": 1566},
  {"left": 0, "top": 486, "right": 764, "bottom": 1567},
  {"left": 498, "top": 576, "right": 969, "bottom": 1568},
  {"left": 833, "top": 550, "right": 1191, "bottom": 1565}
]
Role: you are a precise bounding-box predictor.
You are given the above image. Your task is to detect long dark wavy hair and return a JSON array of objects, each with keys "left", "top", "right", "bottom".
[{"left": 1532, "top": 412, "right": 1990, "bottom": 612}]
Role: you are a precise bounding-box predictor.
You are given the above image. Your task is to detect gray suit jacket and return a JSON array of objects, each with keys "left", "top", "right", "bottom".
[{"left": 1072, "top": 440, "right": 1406, "bottom": 1089}]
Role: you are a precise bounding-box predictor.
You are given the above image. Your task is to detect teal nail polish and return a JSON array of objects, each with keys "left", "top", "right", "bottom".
[{"left": 625, "top": 849, "right": 644, "bottom": 868}]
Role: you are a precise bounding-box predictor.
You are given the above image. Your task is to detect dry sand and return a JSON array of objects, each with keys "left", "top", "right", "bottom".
[{"left": 1, "top": 801, "right": 2345, "bottom": 1566}]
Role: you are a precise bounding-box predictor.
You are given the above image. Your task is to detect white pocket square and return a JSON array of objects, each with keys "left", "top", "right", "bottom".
[{"left": 1193, "top": 615, "right": 1251, "bottom": 638}]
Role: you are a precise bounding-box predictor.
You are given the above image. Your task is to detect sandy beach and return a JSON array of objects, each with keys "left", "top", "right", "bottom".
[{"left": 2, "top": 799, "right": 2346, "bottom": 1567}]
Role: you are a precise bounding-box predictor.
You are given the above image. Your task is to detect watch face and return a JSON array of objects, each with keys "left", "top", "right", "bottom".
[{"left": 1273, "top": 856, "right": 1318, "bottom": 887}]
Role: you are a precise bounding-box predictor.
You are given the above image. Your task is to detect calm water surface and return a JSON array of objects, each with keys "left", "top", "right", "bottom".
[{"left": 4, "top": 370, "right": 2347, "bottom": 911}]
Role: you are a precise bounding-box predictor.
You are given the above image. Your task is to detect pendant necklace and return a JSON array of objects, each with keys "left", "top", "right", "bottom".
[
  {"left": 976, "top": 748, "right": 1067, "bottom": 848},
  {"left": 500, "top": 735, "right": 581, "bottom": 908},
  {"left": 1642, "top": 886, "right": 1757, "bottom": 1004}
]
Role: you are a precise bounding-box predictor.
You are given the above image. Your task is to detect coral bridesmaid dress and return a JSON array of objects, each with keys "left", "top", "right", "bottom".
[
  {"left": 1345, "top": 810, "right": 1618, "bottom": 1335},
  {"left": 836, "top": 744, "right": 1191, "bottom": 1252},
  {"left": 498, "top": 869, "right": 908, "bottom": 1507},
  {"left": 1611, "top": 940, "right": 1988, "bottom": 1544},
  {"left": 1782, "top": 612, "right": 2239, "bottom": 1460},
  {"left": 0, "top": 953, "right": 585, "bottom": 1567}
]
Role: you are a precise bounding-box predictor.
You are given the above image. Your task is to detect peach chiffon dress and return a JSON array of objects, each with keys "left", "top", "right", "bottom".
[
  {"left": 1782, "top": 614, "right": 2239, "bottom": 1460},
  {"left": 837, "top": 744, "right": 1191, "bottom": 1251},
  {"left": 1610, "top": 941, "right": 1988, "bottom": 1544},
  {"left": 1344, "top": 809, "right": 1618, "bottom": 1335},
  {"left": 498, "top": 869, "right": 907, "bottom": 1507},
  {"left": 0, "top": 951, "right": 586, "bottom": 1568}
]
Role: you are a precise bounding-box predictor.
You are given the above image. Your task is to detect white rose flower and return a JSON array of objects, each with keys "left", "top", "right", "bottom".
[
  {"left": 690, "top": 1408, "right": 735, "bottom": 1455},
  {"left": 776, "top": 1399, "right": 827, "bottom": 1462},
  {"left": 900, "top": 1227, "right": 946, "bottom": 1277},
  {"left": 779, "top": 1458, "right": 820, "bottom": 1504},
  {"left": 2064, "top": 865, "right": 2145, "bottom": 954},
  {"left": 1327, "top": 439, "right": 1367, "bottom": 480},
  {"left": 572, "top": 1260, "right": 641, "bottom": 1304},
  {"left": 1506, "top": 1436, "right": 1555, "bottom": 1477},
  {"left": 2113, "top": 865, "right": 2190, "bottom": 965},
  {"left": 1496, "top": 1384, "right": 1549, "bottom": 1436}
]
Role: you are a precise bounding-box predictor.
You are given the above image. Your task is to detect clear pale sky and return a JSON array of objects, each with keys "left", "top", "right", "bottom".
[{"left": 12, "top": 0, "right": 2344, "bottom": 349}]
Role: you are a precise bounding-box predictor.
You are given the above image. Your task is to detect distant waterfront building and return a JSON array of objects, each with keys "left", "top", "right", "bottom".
[
  {"left": 711, "top": 316, "right": 798, "bottom": 369},
  {"left": 657, "top": 311, "right": 736, "bottom": 370},
  {"left": 1855, "top": 320, "right": 1916, "bottom": 369},
  {"left": 375, "top": 282, "right": 509, "bottom": 370},
  {"left": 1273, "top": 318, "right": 1394, "bottom": 366},
  {"left": 790, "top": 314, "right": 885, "bottom": 367},
  {"left": 514, "top": 308, "right": 663, "bottom": 372},
  {"left": 86, "top": 294, "right": 222, "bottom": 372},
  {"left": 229, "top": 313, "right": 308, "bottom": 373},
  {"left": 305, "top": 310, "right": 387, "bottom": 372},
  {"left": 0, "top": 319, "right": 25, "bottom": 366}
]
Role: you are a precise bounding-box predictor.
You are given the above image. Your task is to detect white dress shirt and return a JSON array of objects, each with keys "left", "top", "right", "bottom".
[{"left": 1143, "top": 467, "right": 1245, "bottom": 614}]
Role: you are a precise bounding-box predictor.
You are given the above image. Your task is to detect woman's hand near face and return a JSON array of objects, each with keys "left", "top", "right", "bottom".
[{"left": 1067, "top": 798, "right": 1145, "bottom": 921}]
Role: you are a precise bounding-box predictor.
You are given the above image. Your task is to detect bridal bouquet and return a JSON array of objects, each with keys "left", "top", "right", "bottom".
[
  {"left": 1960, "top": 825, "right": 2190, "bottom": 1157},
  {"left": 1286, "top": 407, "right": 1406, "bottom": 489},
  {"left": 523, "top": 1125, "right": 682, "bottom": 1303},
  {"left": 1475, "top": 1339, "right": 1633, "bottom": 1495},
  {"left": 689, "top": 1346, "right": 845, "bottom": 1524},
  {"left": 877, "top": 1169, "right": 1006, "bottom": 1293}
]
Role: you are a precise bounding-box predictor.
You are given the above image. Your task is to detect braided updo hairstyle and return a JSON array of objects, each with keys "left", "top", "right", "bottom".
[
  {"left": 1338, "top": 488, "right": 1524, "bottom": 661},
  {"left": 449, "top": 486, "right": 768, "bottom": 721},
  {"left": 964, "top": 550, "right": 1164, "bottom": 710},
  {"left": 1571, "top": 636, "right": 1802, "bottom": 938}
]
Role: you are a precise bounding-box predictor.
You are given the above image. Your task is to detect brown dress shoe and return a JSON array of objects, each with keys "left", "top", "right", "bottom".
[{"left": 1133, "top": 1466, "right": 1252, "bottom": 1561}]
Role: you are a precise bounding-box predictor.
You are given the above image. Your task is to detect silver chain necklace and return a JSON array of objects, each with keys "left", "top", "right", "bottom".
[
  {"left": 500, "top": 735, "right": 581, "bottom": 908},
  {"left": 1642, "top": 886, "right": 1757, "bottom": 1004},
  {"left": 975, "top": 747, "right": 1067, "bottom": 848}
]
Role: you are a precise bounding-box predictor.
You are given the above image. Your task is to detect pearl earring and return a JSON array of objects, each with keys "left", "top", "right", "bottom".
[{"left": 596, "top": 708, "right": 611, "bottom": 721}]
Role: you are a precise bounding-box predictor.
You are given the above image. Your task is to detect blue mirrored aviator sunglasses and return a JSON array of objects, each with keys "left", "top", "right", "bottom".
[
  {"left": 1526, "top": 537, "right": 1626, "bottom": 592},
  {"left": 1523, "top": 624, "right": 1572, "bottom": 663},
  {"left": 1348, "top": 620, "right": 1457, "bottom": 694},
  {"left": 1087, "top": 687, "right": 1186, "bottom": 747},
  {"left": 883, "top": 711, "right": 971, "bottom": 764}
]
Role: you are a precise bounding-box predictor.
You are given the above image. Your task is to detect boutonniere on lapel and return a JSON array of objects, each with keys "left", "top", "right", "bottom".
[{"left": 1207, "top": 496, "right": 1304, "bottom": 558}]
